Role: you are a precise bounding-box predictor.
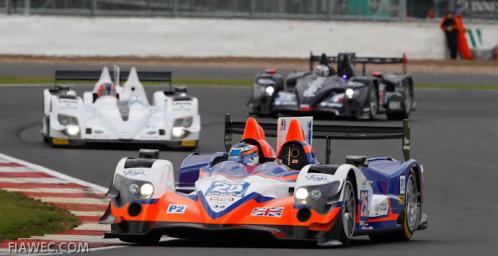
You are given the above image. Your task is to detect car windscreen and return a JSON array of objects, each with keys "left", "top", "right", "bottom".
[
  {"left": 252, "top": 162, "right": 290, "bottom": 177},
  {"left": 210, "top": 161, "right": 248, "bottom": 178}
]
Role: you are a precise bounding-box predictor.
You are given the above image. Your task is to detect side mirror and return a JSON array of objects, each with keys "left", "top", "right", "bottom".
[{"left": 139, "top": 149, "right": 160, "bottom": 159}]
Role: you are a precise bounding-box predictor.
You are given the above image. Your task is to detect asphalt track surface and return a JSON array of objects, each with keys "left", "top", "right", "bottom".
[{"left": 0, "top": 84, "right": 498, "bottom": 256}]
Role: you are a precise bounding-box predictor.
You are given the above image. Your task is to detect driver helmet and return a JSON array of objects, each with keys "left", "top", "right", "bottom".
[
  {"left": 228, "top": 142, "right": 259, "bottom": 166},
  {"left": 97, "top": 82, "right": 116, "bottom": 96},
  {"left": 314, "top": 64, "right": 331, "bottom": 77}
]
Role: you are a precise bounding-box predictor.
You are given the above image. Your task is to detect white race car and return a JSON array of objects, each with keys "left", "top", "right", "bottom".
[{"left": 42, "top": 67, "right": 200, "bottom": 149}]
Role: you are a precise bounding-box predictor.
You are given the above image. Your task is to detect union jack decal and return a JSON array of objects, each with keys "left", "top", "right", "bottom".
[{"left": 251, "top": 207, "right": 284, "bottom": 217}]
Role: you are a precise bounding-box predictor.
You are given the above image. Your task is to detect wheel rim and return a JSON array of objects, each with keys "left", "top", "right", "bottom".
[
  {"left": 342, "top": 181, "right": 355, "bottom": 239},
  {"left": 406, "top": 175, "right": 418, "bottom": 231}
]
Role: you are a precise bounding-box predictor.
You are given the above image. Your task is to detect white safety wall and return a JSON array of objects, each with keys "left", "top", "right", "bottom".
[{"left": 0, "top": 15, "right": 496, "bottom": 59}]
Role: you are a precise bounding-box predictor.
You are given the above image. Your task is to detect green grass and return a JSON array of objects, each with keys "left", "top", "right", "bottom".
[
  {"left": 0, "top": 76, "right": 496, "bottom": 90},
  {"left": 416, "top": 82, "right": 498, "bottom": 90},
  {"left": 0, "top": 189, "right": 80, "bottom": 242},
  {"left": 0, "top": 77, "right": 54, "bottom": 84}
]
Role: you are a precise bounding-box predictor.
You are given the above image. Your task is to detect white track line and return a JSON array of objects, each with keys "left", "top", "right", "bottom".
[
  {"left": 26, "top": 235, "right": 122, "bottom": 243},
  {"left": 38, "top": 197, "right": 108, "bottom": 205},
  {"left": 71, "top": 211, "right": 105, "bottom": 217},
  {"left": 3, "top": 188, "right": 95, "bottom": 193},
  {"left": 75, "top": 223, "right": 110, "bottom": 232},
  {"left": 0, "top": 153, "right": 107, "bottom": 193},
  {"left": 0, "top": 166, "right": 32, "bottom": 172},
  {"left": 0, "top": 177, "right": 68, "bottom": 183}
]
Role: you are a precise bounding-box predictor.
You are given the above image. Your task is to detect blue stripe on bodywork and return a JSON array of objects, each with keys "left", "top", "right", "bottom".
[
  {"left": 132, "top": 199, "right": 159, "bottom": 204},
  {"left": 198, "top": 192, "right": 274, "bottom": 219}
]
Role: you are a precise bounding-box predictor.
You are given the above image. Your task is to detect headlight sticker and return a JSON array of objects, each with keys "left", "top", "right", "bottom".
[{"left": 400, "top": 175, "right": 406, "bottom": 194}]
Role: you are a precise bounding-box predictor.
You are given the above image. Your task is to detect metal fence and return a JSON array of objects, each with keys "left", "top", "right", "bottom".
[{"left": 1, "top": 0, "right": 496, "bottom": 21}]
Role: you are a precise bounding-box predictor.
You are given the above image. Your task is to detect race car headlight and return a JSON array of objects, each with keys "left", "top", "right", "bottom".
[
  {"left": 58, "top": 114, "right": 78, "bottom": 126},
  {"left": 66, "top": 125, "right": 80, "bottom": 136},
  {"left": 311, "top": 189, "right": 322, "bottom": 200},
  {"left": 172, "top": 127, "right": 186, "bottom": 138},
  {"left": 140, "top": 183, "right": 154, "bottom": 199},
  {"left": 345, "top": 88, "right": 355, "bottom": 99},
  {"left": 295, "top": 188, "right": 309, "bottom": 200},
  {"left": 173, "top": 116, "right": 193, "bottom": 128},
  {"left": 265, "top": 86, "right": 275, "bottom": 96},
  {"left": 129, "top": 184, "right": 140, "bottom": 195}
]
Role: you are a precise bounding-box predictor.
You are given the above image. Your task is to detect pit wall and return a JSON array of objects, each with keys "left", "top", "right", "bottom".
[{"left": 0, "top": 15, "right": 496, "bottom": 59}]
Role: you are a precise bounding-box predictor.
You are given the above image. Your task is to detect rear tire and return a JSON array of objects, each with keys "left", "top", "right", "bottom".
[
  {"left": 118, "top": 234, "right": 161, "bottom": 245},
  {"left": 43, "top": 117, "right": 51, "bottom": 144},
  {"left": 386, "top": 84, "right": 413, "bottom": 120},
  {"left": 369, "top": 170, "right": 419, "bottom": 242}
]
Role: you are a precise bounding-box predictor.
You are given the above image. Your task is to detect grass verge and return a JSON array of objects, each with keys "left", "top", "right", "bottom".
[
  {"left": 0, "top": 189, "right": 80, "bottom": 242},
  {"left": 0, "top": 77, "right": 496, "bottom": 90},
  {"left": 416, "top": 83, "right": 498, "bottom": 90}
]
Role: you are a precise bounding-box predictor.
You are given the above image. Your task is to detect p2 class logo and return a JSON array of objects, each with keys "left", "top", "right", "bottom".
[{"left": 166, "top": 204, "right": 187, "bottom": 214}]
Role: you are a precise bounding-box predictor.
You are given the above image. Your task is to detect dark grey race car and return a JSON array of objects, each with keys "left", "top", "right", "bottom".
[{"left": 248, "top": 53, "right": 415, "bottom": 120}]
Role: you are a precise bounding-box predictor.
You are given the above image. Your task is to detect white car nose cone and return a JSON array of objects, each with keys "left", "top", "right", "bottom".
[{"left": 66, "top": 125, "right": 80, "bottom": 136}]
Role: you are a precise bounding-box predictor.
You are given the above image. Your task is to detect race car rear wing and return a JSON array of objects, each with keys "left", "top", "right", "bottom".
[
  {"left": 309, "top": 52, "right": 408, "bottom": 76},
  {"left": 54, "top": 69, "right": 172, "bottom": 86},
  {"left": 224, "top": 113, "right": 410, "bottom": 164}
]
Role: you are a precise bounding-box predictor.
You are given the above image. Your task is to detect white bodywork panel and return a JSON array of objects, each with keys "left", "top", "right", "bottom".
[
  {"left": 295, "top": 164, "right": 388, "bottom": 220},
  {"left": 114, "top": 158, "right": 175, "bottom": 199}
]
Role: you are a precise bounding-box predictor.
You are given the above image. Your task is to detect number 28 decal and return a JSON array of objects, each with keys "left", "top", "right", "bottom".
[{"left": 206, "top": 181, "right": 249, "bottom": 197}]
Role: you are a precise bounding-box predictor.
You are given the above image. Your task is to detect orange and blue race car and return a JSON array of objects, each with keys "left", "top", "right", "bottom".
[{"left": 100, "top": 114, "right": 428, "bottom": 246}]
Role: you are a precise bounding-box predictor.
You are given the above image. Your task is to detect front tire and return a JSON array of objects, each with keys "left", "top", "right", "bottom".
[{"left": 333, "top": 177, "right": 356, "bottom": 246}]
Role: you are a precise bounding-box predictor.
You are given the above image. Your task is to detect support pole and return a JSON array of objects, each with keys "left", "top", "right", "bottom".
[
  {"left": 5, "top": 0, "right": 11, "bottom": 14},
  {"left": 249, "top": 0, "right": 255, "bottom": 19},
  {"left": 326, "top": 0, "right": 332, "bottom": 20},
  {"left": 91, "top": 0, "right": 97, "bottom": 16},
  {"left": 325, "top": 136, "right": 332, "bottom": 164},
  {"left": 402, "top": 119, "right": 410, "bottom": 161},
  {"left": 398, "top": 0, "right": 407, "bottom": 21},
  {"left": 24, "top": 0, "right": 30, "bottom": 15},
  {"left": 224, "top": 113, "right": 232, "bottom": 153},
  {"left": 172, "top": 0, "right": 178, "bottom": 17}
]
